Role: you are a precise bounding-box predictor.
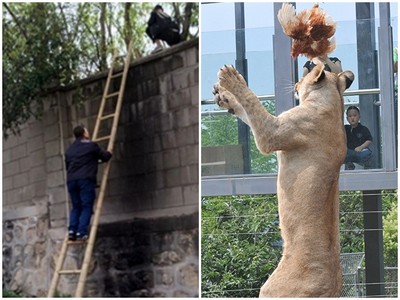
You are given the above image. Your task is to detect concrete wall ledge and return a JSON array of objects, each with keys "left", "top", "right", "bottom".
[{"left": 3, "top": 202, "right": 48, "bottom": 221}]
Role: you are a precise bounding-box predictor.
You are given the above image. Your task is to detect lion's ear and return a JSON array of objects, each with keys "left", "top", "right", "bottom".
[
  {"left": 312, "top": 64, "right": 325, "bottom": 83},
  {"left": 337, "top": 71, "right": 354, "bottom": 94}
]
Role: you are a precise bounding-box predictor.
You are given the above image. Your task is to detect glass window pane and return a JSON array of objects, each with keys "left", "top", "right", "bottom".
[{"left": 201, "top": 2, "right": 398, "bottom": 178}]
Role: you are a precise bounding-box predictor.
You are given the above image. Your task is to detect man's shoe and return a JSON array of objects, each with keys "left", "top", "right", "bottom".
[
  {"left": 345, "top": 162, "right": 355, "bottom": 170},
  {"left": 76, "top": 234, "right": 88, "bottom": 241},
  {"left": 151, "top": 45, "right": 163, "bottom": 54},
  {"left": 68, "top": 231, "right": 76, "bottom": 241}
]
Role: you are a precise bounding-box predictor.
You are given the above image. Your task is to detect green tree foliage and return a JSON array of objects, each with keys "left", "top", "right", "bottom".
[
  {"left": 3, "top": 2, "right": 199, "bottom": 138},
  {"left": 382, "top": 193, "right": 398, "bottom": 266},
  {"left": 339, "top": 191, "right": 365, "bottom": 253},
  {"left": 3, "top": 3, "right": 81, "bottom": 137},
  {"left": 202, "top": 113, "right": 238, "bottom": 146},
  {"left": 201, "top": 100, "right": 277, "bottom": 175},
  {"left": 201, "top": 194, "right": 282, "bottom": 297}
]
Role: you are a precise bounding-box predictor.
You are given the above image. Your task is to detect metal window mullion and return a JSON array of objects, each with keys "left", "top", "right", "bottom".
[
  {"left": 273, "top": 2, "right": 297, "bottom": 114},
  {"left": 378, "top": 3, "right": 396, "bottom": 171},
  {"left": 234, "top": 2, "right": 251, "bottom": 174}
]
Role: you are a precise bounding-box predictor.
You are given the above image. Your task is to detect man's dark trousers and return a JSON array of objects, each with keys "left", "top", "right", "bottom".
[{"left": 67, "top": 178, "right": 96, "bottom": 236}]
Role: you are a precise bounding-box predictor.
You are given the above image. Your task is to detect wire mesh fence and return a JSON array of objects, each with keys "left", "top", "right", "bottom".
[
  {"left": 201, "top": 191, "right": 398, "bottom": 298},
  {"left": 384, "top": 267, "right": 399, "bottom": 297},
  {"left": 340, "top": 253, "right": 365, "bottom": 297},
  {"left": 355, "top": 267, "right": 399, "bottom": 297}
]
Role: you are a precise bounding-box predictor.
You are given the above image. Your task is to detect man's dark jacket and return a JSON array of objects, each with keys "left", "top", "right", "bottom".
[{"left": 65, "top": 139, "right": 112, "bottom": 182}]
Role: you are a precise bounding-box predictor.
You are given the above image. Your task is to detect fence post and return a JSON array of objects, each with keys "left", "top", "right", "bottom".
[{"left": 362, "top": 190, "right": 385, "bottom": 296}]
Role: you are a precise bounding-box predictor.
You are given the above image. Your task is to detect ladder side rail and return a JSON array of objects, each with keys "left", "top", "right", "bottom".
[
  {"left": 107, "top": 40, "right": 133, "bottom": 153},
  {"left": 47, "top": 234, "right": 70, "bottom": 297},
  {"left": 92, "top": 49, "right": 119, "bottom": 141},
  {"left": 75, "top": 40, "right": 133, "bottom": 297}
]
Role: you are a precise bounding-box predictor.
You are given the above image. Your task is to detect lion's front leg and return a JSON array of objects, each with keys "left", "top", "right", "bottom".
[{"left": 213, "top": 65, "right": 280, "bottom": 155}]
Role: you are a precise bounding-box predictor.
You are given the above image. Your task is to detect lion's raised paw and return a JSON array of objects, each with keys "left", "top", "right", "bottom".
[
  {"left": 213, "top": 84, "right": 235, "bottom": 114},
  {"left": 217, "top": 65, "right": 247, "bottom": 92},
  {"left": 213, "top": 86, "right": 248, "bottom": 122},
  {"left": 213, "top": 65, "right": 251, "bottom": 124}
]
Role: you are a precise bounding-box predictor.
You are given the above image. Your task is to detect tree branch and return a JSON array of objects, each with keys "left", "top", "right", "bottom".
[
  {"left": 180, "top": 3, "right": 193, "bottom": 42},
  {"left": 3, "top": 3, "right": 30, "bottom": 40}
]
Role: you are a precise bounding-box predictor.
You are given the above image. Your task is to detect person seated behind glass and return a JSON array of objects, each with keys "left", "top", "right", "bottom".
[
  {"left": 303, "top": 55, "right": 342, "bottom": 77},
  {"left": 344, "top": 106, "right": 373, "bottom": 170}
]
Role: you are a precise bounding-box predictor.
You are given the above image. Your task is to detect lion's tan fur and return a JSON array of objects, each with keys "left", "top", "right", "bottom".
[{"left": 213, "top": 64, "right": 354, "bottom": 297}]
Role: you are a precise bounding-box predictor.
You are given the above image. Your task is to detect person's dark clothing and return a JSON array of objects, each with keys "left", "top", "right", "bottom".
[
  {"left": 67, "top": 179, "right": 96, "bottom": 236},
  {"left": 65, "top": 138, "right": 111, "bottom": 237},
  {"left": 344, "top": 123, "right": 373, "bottom": 168},
  {"left": 146, "top": 9, "right": 180, "bottom": 46},
  {"left": 345, "top": 123, "right": 372, "bottom": 150},
  {"left": 303, "top": 57, "right": 340, "bottom": 73},
  {"left": 65, "top": 139, "right": 112, "bottom": 182}
]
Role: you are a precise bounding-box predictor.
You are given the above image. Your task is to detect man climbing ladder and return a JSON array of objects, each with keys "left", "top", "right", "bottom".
[
  {"left": 47, "top": 40, "right": 133, "bottom": 297},
  {"left": 65, "top": 126, "right": 112, "bottom": 241}
]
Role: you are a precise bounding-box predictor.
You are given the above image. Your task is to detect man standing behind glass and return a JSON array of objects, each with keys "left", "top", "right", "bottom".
[{"left": 65, "top": 125, "right": 112, "bottom": 241}]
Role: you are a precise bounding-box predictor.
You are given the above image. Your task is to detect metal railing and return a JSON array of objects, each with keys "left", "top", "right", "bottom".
[{"left": 201, "top": 88, "right": 381, "bottom": 116}]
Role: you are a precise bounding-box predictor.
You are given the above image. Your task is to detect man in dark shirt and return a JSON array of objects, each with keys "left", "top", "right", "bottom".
[
  {"left": 65, "top": 126, "right": 112, "bottom": 240},
  {"left": 344, "top": 106, "right": 373, "bottom": 170},
  {"left": 302, "top": 56, "right": 342, "bottom": 77}
]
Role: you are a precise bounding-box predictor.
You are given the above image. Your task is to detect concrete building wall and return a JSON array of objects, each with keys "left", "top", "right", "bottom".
[{"left": 3, "top": 39, "right": 199, "bottom": 297}]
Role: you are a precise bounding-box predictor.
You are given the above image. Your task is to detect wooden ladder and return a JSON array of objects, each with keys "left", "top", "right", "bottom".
[{"left": 47, "top": 40, "right": 133, "bottom": 298}]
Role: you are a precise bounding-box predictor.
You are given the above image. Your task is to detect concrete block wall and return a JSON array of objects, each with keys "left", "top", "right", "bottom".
[
  {"left": 103, "top": 41, "right": 199, "bottom": 221},
  {"left": 2, "top": 39, "right": 199, "bottom": 297}
]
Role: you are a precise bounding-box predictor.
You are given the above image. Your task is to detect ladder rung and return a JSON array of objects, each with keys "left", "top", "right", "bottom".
[
  {"left": 105, "top": 91, "right": 120, "bottom": 99},
  {"left": 111, "top": 72, "right": 123, "bottom": 79},
  {"left": 67, "top": 239, "right": 86, "bottom": 245},
  {"left": 93, "top": 135, "right": 111, "bottom": 143},
  {"left": 115, "top": 54, "right": 126, "bottom": 60},
  {"left": 59, "top": 269, "right": 82, "bottom": 275},
  {"left": 99, "top": 113, "right": 115, "bottom": 121}
]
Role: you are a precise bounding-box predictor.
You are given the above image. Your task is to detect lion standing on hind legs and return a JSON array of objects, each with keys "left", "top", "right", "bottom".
[{"left": 213, "top": 64, "right": 354, "bottom": 297}]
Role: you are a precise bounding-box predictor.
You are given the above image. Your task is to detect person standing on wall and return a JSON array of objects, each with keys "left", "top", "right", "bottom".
[
  {"left": 146, "top": 4, "right": 181, "bottom": 53},
  {"left": 65, "top": 125, "right": 112, "bottom": 241}
]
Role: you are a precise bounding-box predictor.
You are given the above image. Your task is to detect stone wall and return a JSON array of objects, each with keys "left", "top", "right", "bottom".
[{"left": 2, "top": 39, "right": 199, "bottom": 297}]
